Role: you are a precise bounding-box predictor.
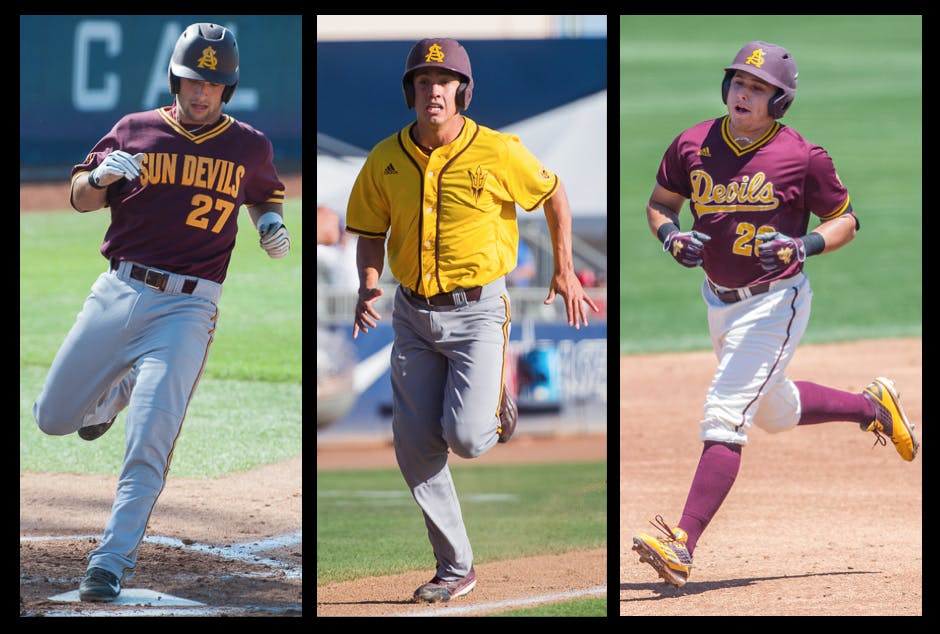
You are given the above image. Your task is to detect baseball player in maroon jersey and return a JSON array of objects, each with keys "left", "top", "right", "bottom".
[
  {"left": 630, "top": 41, "right": 919, "bottom": 587},
  {"left": 32, "top": 23, "right": 290, "bottom": 602}
]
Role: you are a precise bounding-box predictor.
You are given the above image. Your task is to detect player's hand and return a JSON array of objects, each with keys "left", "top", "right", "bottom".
[
  {"left": 663, "top": 229, "right": 711, "bottom": 267},
  {"left": 256, "top": 211, "right": 291, "bottom": 258},
  {"left": 90, "top": 150, "right": 147, "bottom": 188},
  {"left": 544, "top": 269, "right": 599, "bottom": 330},
  {"left": 353, "top": 287, "right": 384, "bottom": 338},
  {"left": 757, "top": 231, "right": 805, "bottom": 272}
]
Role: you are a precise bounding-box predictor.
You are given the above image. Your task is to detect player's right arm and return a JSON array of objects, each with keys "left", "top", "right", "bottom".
[
  {"left": 645, "top": 184, "right": 686, "bottom": 239},
  {"left": 70, "top": 172, "right": 109, "bottom": 213},
  {"left": 70, "top": 150, "right": 146, "bottom": 213},
  {"left": 352, "top": 235, "right": 387, "bottom": 339},
  {"left": 646, "top": 184, "right": 711, "bottom": 268}
]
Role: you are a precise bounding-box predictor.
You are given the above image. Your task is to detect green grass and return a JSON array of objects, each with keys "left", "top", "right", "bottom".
[
  {"left": 316, "top": 461, "right": 607, "bottom": 585},
  {"left": 20, "top": 200, "right": 302, "bottom": 477},
  {"left": 493, "top": 597, "right": 606, "bottom": 617},
  {"left": 619, "top": 15, "right": 922, "bottom": 353}
]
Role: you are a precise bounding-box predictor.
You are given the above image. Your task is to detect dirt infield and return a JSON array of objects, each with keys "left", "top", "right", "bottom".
[
  {"left": 621, "top": 337, "right": 922, "bottom": 616},
  {"left": 20, "top": 458, "right": 302, "bottom": 616}
]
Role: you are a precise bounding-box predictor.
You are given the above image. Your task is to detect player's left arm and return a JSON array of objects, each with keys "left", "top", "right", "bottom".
[
  {"left": 809, "top": 212, "right": 858, "bottom": 255},
  {"left": 248, "top": 203, "right": 290, "bottom": 258},
  {"left": 542, "top": 179, "right": 600, "bottom": 329},
  {"left": 757, "top": 212, "right": 857, "bottom": 271}
]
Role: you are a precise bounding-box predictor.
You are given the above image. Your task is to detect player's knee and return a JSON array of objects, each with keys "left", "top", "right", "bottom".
[
  {"left": 32, "top": 400, "right": 75, "bottom": 436},
  {"left": 752, "top": 381, "right": 800, "bottom": 433},
  {"left": 447, "top": 424, "right": 489, "bottom": 459}
]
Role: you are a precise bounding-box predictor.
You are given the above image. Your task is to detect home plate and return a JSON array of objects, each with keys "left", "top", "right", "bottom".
[{"left": 49, "top": 588, "right": 205, "bottom": 606}]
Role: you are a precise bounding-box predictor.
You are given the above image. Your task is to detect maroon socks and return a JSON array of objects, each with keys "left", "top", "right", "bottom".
[
  {"left": 677, "top": 441, "right": 741, "bottom": 555},
  {"left": 795, "top": 381, "right": 874, "bottom": 425},
  {"left": 674, "top": 383, "right": 873, "bottom": 556}
]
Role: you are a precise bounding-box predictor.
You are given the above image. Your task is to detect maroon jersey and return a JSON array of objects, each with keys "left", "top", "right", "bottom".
[
  {"left": 657, "top": 115, "right": 853, "bottom": 288},
  {"left": 71, "top": 106, "right": 285, "bottom": 283}
]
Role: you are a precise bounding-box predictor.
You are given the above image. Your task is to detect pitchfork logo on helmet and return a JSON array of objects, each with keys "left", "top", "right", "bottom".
[
  {"left": 744, "top": 48, "right": 766, "bottom": 68},
  {"left": 425, "top": 43, "right": 446, "bottom": 63},
  {"left": 197, "top": 46, "right": 219, "bottom": 71}
]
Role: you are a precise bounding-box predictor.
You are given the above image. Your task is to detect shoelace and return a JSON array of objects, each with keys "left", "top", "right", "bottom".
[
  {"left": 864, "top": 392, "right": 892, "bottom": 450},
  {"left": 869, "top": 428, "right": 888, "bottom": 450},
  {"left": 649, "top": 514, "right": 682, "bottom": 542}
]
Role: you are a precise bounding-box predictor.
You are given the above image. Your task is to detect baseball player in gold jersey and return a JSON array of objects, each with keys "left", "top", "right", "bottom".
[{"left": 346, "top": 37, "right": 598, "bottom": 603}]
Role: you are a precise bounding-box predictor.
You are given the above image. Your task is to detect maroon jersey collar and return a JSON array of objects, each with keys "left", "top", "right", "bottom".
[
  {"left": 720, "top": 116, "right": 781, "bottom": 157},
  {"left": 158, "top": 106, "right": 234, "bottom": 144}
]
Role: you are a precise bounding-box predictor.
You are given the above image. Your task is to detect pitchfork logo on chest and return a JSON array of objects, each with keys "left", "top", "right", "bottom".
[{"left": 470, "top": 165, "right": 488, "bottom": 203}]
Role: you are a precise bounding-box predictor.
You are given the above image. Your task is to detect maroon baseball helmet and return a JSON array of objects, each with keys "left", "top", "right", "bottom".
[
  {"left": 402, "top": 38, "right": 473, "bottom": 110},
  {"left": 721, "top": 41, "right": 798, "bottom": 119},
  {"left": 168, "top": 23, "right": 239, "bottom": 103}
]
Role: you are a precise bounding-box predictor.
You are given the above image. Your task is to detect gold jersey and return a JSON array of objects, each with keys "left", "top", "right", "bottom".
[{"left": 346, "top": 117, "right": 558, "bottom": 296}]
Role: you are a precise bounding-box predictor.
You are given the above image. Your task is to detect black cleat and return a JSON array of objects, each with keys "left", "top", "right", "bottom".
[
  {"left": 79, "top": 567, "right": 121, "bottom": 602},
  {"left": 78, "top": 416, "right": 116, "bottom": 441}
]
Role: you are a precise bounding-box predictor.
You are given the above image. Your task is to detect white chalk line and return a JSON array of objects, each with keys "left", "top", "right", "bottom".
[
  {"left": 317, "top": 490, "right": 518, "bottom": 506},
  {"left": 400, "top": 585, "right": 607, "bottom": 617},
  {"left": 21, "top": 531, "right": 301, "bottom": 575},
  {"left": 146, "top": 530, "right": 303, "bottom": 579},
  {"left": 38, "top": 605, "right": 302, "bottom": 618}
]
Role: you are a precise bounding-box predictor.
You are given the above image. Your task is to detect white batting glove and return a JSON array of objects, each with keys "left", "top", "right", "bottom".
[
  {"left": 90, "top": 150, "right": 146, "bottom": 188},
  {"left": 256, "top": 211, "right": 291, "bottom": 259}
]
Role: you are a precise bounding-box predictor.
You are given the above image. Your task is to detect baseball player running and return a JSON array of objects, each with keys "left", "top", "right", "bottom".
[
  {"left": 347, "top": 37, "right": 598, "bottom": 603},
  {"left": 32, "top": 23, "right": 290, "bottom": 602},
  {"left": 631, "top": 41, "right": 919, "bottom": 588}
]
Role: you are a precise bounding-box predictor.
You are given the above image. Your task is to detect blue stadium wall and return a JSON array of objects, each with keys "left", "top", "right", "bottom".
[
  {"left": 20, "top": 15, "right": 302, "bottom": 180},
  {"left": 317, "top": 37, "right": 607, "bottom": 152}
]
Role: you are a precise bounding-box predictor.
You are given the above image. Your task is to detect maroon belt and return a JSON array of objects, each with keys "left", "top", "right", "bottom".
[
  {"left": 707, "top": 279, "right": 772, "bottom": 304},
  {"left": 113, "top": 260, "right": 197, "bottom": 294},
  {"left": 403, "top": 285, "right": 482, "bottom": 306}
]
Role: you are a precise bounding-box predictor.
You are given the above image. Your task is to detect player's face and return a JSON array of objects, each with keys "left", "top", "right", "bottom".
[
  {"left": 727, "top": 71, "right": 774, "bottom": 130},
  {"left": 176, "top": 78, "right": 226, "bottom": 125},
  {"left": 413, "top": 69, "right": 462, "bottom": 125}
]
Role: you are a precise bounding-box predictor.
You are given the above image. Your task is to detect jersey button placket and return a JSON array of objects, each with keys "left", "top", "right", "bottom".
[{"left": 422, "top": 167, "right": 439, "bottom": 297}]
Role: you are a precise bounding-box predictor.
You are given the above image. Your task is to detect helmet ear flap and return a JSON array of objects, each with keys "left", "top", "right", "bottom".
[
  {"left": 456, "top": 81, "right": 469, "bottom": 110},
  {"left": 721, "top": 70, "right": 733, "bottom": 105},
  {"left": 768, "top": 89, "right": 791, "bottom": 119},
  {"left": 222, "top": 82, "right": 237, "bottom": 104},
  {"left": 403, "top": 74, "right": 416, "bottom": 109}
]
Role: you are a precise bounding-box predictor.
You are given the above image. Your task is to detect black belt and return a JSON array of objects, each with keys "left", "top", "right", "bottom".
[
  {"left": 403, "top": 285, "right": 482, "bottom": 306},
  {"left": 707, "top": 279, "right": 772, "bottom": 304},
  {"left": 113, "top": 260, "right": 197, "bottom": 294}
]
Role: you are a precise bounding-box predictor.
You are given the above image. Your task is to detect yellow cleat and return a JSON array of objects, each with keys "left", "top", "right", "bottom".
[
  {"left": 632, "top": 515, "right": 693, "bottom": 587},
  {"left": 861, "top": 377, "right": 919, "bottom": 462}
]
